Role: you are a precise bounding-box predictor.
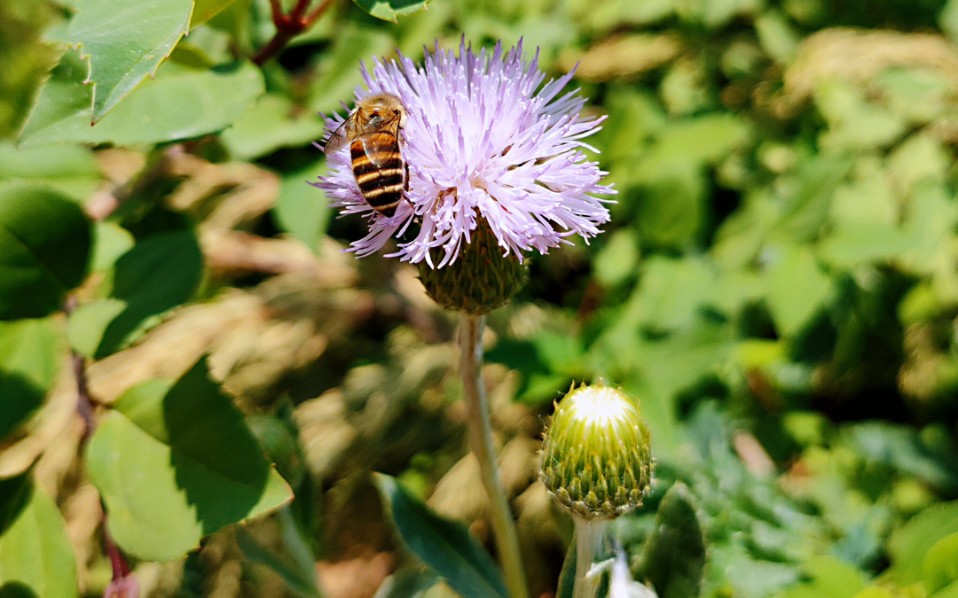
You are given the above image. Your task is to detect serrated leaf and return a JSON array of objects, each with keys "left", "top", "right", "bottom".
[
  {"left": 0, "top": 317, "right": 64, "bottom": 440},
  {"left": 0, "top": 183, "right": 92, "bottom": 320},
  {"left": 67, "top": 229, "right": 203, "bottom": 358},
  {"left": 373, "top": 473, "right": 508, "bottom": 598},
  {"left": 85, "top": 360, "right": 293, "bottom": 562},
  {"left": 0, "top": 478, "right": 78, "bottom": 598},
  {"left": 20, "top": 52, "right": 264, "bottom": 147},
  {"left": 66, "top": 0, "right": 193, "bottom": 122},
  {"left": 352, "top": 0, "right": 430, "bottom": 22}
]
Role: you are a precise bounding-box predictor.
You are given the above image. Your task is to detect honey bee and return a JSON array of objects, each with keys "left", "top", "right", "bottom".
[{"left": 323, "top": 93, "right": 409, "bottom": 218}]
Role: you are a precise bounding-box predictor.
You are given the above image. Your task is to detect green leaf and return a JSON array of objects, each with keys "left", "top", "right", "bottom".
[
  {"left": 308, "top": 27, "right": 396, "bottom": 114},
  {"left": 190, "top": 0, "right": 238, "bottom": 28},
  {"left": 887, "top": 501, "right": 958, "bottom": 586},
  {"left": 20, "top": 51, "right": 264, "bottom": 147},
  {"left": 632, "top": 256, "right": 717, "bottom": 333},
  {"left": 0, "top": 183, "right": 92, "bottom": 320},
  {"left": 373, "top": 568, "right": 440, "bottom": 598},
  {"left": 90, "top": 221, "right": 135, "bottom": 273},
  {"left": 351, "top": 0, "right": 430, "bottom": 22},
  {"left": 0, "top": 142, "right": 100, "bottom": 202},
  {"left": 925, "top": 533, "right": 958, "bottom": 593},
  {"left": 66, "top": 0, "right": 193, "bottom": 122},
  {"left": 221, "top": 93, "right": 326, "bottom": 161},
  {"left": 0, "top": 317, "right": 64, "bottom": 440},
  {"left": 372, "top": 473, "right": 508, "bottom": 598},
  {"left": 0, "top": 477, "right": 78, "bottom": 598},
  {"left": 765, "top": 245, "right": 832, "bottom": 338},
  {"left": 68, "top": 229, "right": 202, "bottom": 358},
  {"left": 639, "top": 482, "right": 706, "bottom": 598},
  {"left": 639, "top": 112, "right": 751, "bottom": 171},
  {"left": 779, "top": 556, "right": 868, "bottom": 598},
  {"left": 813, "top": 79, "right": 906, "bottom": 151},
  {"left": 85, "top": 360, "right": 293, "bottom": 562},
  {"left": 237, "top": 521, "right": 321, "bottom": 598},
  {"left": 556, "top": 539, "right": 576, "bottom": 598},
  {"left": 594, "top": 229, "right": 640, "bottom": 287},
  {"left": 273, "top": 161, "right": 330, "bottom": 254}
]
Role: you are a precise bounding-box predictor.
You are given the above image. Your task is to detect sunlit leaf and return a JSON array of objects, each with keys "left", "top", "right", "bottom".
[
  {"left": 594, "top": 229, "right": 641, "bottom": 287},
  {"left": 373, "top": 473, "right": 508, "bottom": 598},
  {"left": 67, "top": 229, "right": 203, "bottom": 358},
  {"left": 66, "top": 0, "right": 193, "bottom": 122},
  {"left": 85, "top": 360, "right": 293, "bottom": 562},
  {"left": 887, "top": 501, "right": 958, "bottom": 586},
  {"left": 0, "top": 183, "right": 91, "bottom": 320},
  {"left": 308, "top": 27, "right": 395, "bottom": 114},
  {"left": 925, "top": 532, "right": 958, "bottom": 593},
  {"left": 190, "top": 0, "right": 238, "bottom": 29},
  {"left": 0, "top": 317, "right": 63, "bottom": 441},
  {"left": 20, "top": 52, "right": 264, "bottom": 147},
  {"left": 778, "top": 556, "right": 868, "bottom": 598},
  {"left": 273, "top": 160, "right": 330, "bottom": 254},
  {"left": 0, "top": 142, "right": 100, "bottom": 202},
  {"left": 351, "top": 0, "right": 430, "bottom": 22},
  {"left": 221, "top": 93, "right": 325, "bottom": 161},
  {"left": 0, "top": 477, "right": 77, "bottom": 598},
  {"left": 765, "top": 244, "right": 832, "bottom": 338},
  {"left": 631, "top": 256, "right": 717, "bottom": 333}
]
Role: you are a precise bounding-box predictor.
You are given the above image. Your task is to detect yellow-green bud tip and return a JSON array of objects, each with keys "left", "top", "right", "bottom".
[{"left": 539, "top": 383, "right": 653, "bottom": 519}]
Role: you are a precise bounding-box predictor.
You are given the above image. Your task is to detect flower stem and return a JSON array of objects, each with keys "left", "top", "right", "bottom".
[
  {"left": 458, "top": 314, "right": 529, "bottom": 598},
  {"left": 573, "top": 517, "right": 607, "bottom": 598}
]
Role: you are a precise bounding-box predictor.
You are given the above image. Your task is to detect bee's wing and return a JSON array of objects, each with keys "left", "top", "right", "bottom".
[
  {"left": 322, "top": 116, "right": 357, "bottom": 155},
  {"left": 360, "top": 115, "right": 403, "bottom": 168}
]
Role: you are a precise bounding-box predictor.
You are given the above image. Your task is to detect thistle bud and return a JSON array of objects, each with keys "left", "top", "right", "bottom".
[
  {"left": 417, "top": 218, "right": 527, "bottom": 314},
  {"left": 539, "top": 383, "right": 653, "bottom": 519}
]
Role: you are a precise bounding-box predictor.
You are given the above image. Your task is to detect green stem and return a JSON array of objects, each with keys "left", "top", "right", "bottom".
[
  {"left": 458, "top": 313, "right": 529, "bottom": 598},
  {"left": 573, "top": 517, "right": 607, "bottom": 598}
]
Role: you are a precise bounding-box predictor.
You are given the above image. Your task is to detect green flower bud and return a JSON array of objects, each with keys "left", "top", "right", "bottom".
[
  {"left": 539, "top": 383, "right": 653, "bottom": 519},
  {"left": 417, "top": 219, "right": 527, "bottom": 314}
]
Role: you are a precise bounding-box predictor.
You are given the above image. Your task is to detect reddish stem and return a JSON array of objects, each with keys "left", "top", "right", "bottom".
[
  {"left": 65, "top": 297, "right": 135, "bottom": 595},
  {"left": 252, "top": 0, "right": 337, "bottom": 66},
  {"left": 104, "top": 523, "right": 131, "bottom": 579}
]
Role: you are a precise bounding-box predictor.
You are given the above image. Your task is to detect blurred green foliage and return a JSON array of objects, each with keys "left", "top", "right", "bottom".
[{"left": 2, "top": 0, "right": 958, "bottom": 596}]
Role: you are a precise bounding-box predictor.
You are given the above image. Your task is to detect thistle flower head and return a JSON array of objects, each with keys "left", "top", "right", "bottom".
[
  {"left": 539, "top": 383, "right": 653, "bottom": 519},
  {"left": 314, "top": 39, "right": 613, "bottom": 268}
]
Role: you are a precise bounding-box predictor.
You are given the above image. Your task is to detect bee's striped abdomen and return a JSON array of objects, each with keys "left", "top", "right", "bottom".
[{"left": 350, "top": 131, "right": 406, "bottom": 217}]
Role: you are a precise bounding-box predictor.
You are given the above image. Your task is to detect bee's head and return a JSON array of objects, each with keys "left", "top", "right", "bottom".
[{"left": 361, "top": 93, "right": 406, "bottom": 126}]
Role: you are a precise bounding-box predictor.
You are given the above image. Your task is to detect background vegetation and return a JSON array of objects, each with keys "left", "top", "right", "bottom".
[{"left": 2, "top": 0, "right": 958, "bottom": 596}]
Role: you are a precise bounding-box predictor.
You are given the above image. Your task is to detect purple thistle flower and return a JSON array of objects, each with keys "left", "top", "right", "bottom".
[{"left": 313, "top": 39, "right": 614, "bottom": 268}]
